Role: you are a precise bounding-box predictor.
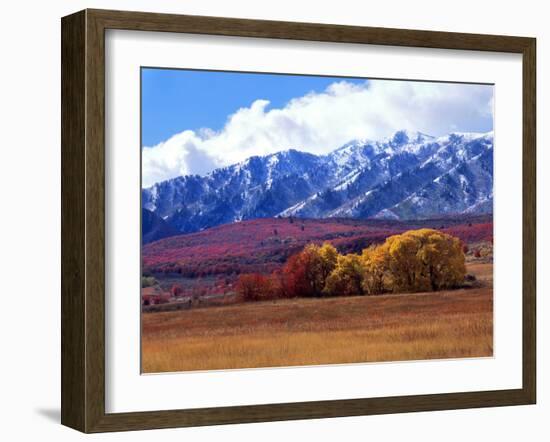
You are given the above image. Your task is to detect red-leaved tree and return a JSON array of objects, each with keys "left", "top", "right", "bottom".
[{"left": 237, "top": 274, "right": 271, "bottom": 302}]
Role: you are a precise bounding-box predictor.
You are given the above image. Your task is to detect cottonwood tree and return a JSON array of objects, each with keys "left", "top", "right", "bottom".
[
  {"left": 361, "top": 245, "right": 389, "bottom": 295},
  {"left": 324, "top": 253, "right": 365, "bottom": 296},
  {"left": 384, "top": 229, "right": 466, "bottom": 292}
]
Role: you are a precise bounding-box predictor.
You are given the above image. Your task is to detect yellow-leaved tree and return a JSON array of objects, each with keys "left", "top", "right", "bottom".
[
  {"left": 278, "top": 230, "right": 466, "bottom": 299},
  {"left": 384, "top": 229, "right": 466, "bottom": 292},
  {"left": 324, "top": 253, "right": 365, "bottom": 296},
  {"left": 361, "top": 245, "right": 389, "bottom": 295},
  {"left": 413, "top": 229, "right": 467, "bottom": 291},
  {"left": 384, "top": 233, "right": 425, "bottom": 291},
  {"left": 300, "top": 242, "right": 338, "bottom": 297},
  {"left": 318, "top": 242, "right": 339, "bottom": 283}
]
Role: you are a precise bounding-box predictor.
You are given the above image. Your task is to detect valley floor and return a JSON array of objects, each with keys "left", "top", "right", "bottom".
[{"left": 141, "top": 263, "right": 493, "bottom": 373}]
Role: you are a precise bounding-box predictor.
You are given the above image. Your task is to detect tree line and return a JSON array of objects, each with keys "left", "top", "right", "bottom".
[{"left": 237, "top": 228, "right": 466, "bottom": 301}]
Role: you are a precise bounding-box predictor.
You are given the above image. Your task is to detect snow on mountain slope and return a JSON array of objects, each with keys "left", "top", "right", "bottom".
[{"left": 142, "top": 130, "right": 493, "bottom": 234}]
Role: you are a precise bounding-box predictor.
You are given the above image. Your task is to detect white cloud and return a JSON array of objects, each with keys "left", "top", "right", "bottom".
[{"left": 142, "top": 79, "right": 493, "bottom": 187}]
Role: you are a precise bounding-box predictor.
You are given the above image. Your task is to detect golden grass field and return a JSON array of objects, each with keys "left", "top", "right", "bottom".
[{"left": 142, "top": 262, "right": 493, "bottom": 373}]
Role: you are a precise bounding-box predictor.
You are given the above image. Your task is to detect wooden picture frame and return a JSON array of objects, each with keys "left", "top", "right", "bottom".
[{"left": 61, "top": 8, "right": 536, "bottom": 433}]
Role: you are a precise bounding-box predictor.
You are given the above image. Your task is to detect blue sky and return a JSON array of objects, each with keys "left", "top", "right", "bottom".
[
  {"left": 141, "top": 68, "right": 366, "bottom": 147},
  {"left": 141, "top": 68, "right": 493, "bottom": 187}
]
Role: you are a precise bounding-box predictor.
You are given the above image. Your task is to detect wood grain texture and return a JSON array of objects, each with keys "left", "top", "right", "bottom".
[
  {"left": 90, "top": 8, "right": 532, "bottom": 52},
  {"left": 61, "top": 10, "right": 86, "bottom": 432},
  {"left": 84, "top": 9, "right": 107, "bottom": 432},
  {"left": 522, "top": 38, "right": 536, "bottom": 403},
  {"left": 61, "top": 8, "right": 537, "bottom": 433}
]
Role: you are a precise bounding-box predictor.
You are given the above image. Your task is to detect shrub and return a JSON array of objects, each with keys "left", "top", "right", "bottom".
[
  {"left": 141, "top": 276, "right": 158, "bottom": 288},
  {"left": 171, "top": 284, "right": 183, "bottom": 297},
  {"left": 237, "top": 273, "right": 272, "bottom": 302}
]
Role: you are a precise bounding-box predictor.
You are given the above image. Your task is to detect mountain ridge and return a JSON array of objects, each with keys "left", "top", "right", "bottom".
[{"left": 142, "top": 130, "right": 493, "bottom": 240}]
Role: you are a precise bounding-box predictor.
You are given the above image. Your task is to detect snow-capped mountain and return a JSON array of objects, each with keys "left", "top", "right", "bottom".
[{"left": 142, "top": 130, "right": 493, "bottom": 238}]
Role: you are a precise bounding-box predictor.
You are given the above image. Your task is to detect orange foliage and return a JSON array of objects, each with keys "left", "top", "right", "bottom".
[{"left": 237, "top": 229, "right": 466, "bottom": 301}]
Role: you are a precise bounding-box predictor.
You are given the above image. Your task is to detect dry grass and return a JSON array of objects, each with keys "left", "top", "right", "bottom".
[{"left": 142, "top": 263, "right": 493, "bottom": 373}]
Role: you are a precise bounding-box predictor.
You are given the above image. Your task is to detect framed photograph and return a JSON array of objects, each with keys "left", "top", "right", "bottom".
[{"left": 61, "top": 9, "right": 536, "bottom": 433}]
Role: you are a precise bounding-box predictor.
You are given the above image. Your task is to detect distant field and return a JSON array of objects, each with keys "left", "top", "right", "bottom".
[
  {"left": 142, "top": 215, "right": 493, "bottom": 276},
  {"left": 142, "top": 262, "right": 493, "bottom": 373}
]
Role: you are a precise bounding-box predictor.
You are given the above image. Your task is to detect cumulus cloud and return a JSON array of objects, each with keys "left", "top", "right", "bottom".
[{"left": 142, "top": 79, "right": 493, "bottom": 187}]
